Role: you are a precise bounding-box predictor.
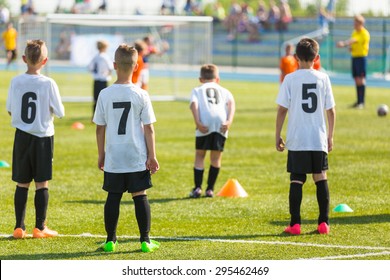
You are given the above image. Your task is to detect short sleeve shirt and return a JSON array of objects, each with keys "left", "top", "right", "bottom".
[
  {"left": 93, "top": 83, "right": 156, "bottom": 173},
  {"left": 276, "top": 69, "right": 335, "bottom": 152},
  {"left": 351, "top": 27, "right": 370, "bottom": 57},
  {"left": 190, "top": 82, "right": 234, "bottom": 138},
  {"left": 6, "top": 73, "right": 65, "bottom": 137},
  {"left": 88, "top": 52, "right": 113, "bottom": 81}
]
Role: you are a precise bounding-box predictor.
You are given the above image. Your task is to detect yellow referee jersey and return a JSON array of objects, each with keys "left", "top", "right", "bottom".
[
  {"left": 350, "top": 27, "right": 370, "bottom": 57},
  {"left": 2, "top": 27, "right": 17, "bottom": 51}
]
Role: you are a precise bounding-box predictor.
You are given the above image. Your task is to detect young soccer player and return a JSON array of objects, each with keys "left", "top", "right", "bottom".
[
  {"left": 279, "top": 43, "right": 298, "bottom": 83},
  {"left": 88, "top": 40, "right": 113, "bottom": 116},
  {"left": 93, "top": 44, "right": 160, "bottom": 253},
  {"left": 6, "top": 39, "right": 65, "bottom": 239},
  {"left": 275, "top": 38, "right": 336, "bottom": 235},
  {"left": 131, "top": 39, "right": 146, "bottom": 89},
  {"left": 189, "top": 64, "right": 235, "bottom": 198}
]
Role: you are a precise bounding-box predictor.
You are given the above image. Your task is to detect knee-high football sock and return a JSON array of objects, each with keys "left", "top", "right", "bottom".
[
  {"left": 14, "top": 186, "right": 28, "bottom": 230},
  {"left": 133, "top": 195, "right": 151, "bottom": 243},
  {"left": 357, "top": 85, "right": 365, "bottom": 105},
  {"left": 207, "top": 165, "right": 220, "bottom": 191},
  {"left": 289, "top": 182, "right": 303, "bottom": 226},
  {"left": 194, "top": 168, "right": 204, "bottom": 189},
  {"left": 316, "top": 180, "right": 330, "bottom": 225},
  {"left": 35, "top": 188, "right": 49, "bottom": 230},
  {"left": 104, "top": 192, "right": 123, "bottom": 242}
]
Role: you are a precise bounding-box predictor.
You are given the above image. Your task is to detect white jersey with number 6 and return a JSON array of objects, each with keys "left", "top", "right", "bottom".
[
  {"left": 6, "top": 73, "right": 65, "bottom": 138},
  {"left": 276, "top": 69, "right": 335, "bottom": 152},
  {"left": 93, "top": 84, "right": 156, "bottom": 173}
]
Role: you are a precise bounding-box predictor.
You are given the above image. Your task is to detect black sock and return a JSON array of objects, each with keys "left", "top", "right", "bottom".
[
  {"left": 14, "top": 186, "right": 28, "bottom": 230},
  {"left": 207, "top": 165, "right": 220, "bottom": 191},
  {"left": 289, "top": 182, "right": 303, "bottom": 226},
  {"left": 35, "top": 188, "right": 49, "bottom": 230},
  {"left": 133, "top": 195, "right": 151, "bottom": 243},
  {"left": 104, "top": 192, "right": 123, "bottom": 243},
  {"left": 357, "top": 85, "right": 365, "bottom": 104},
  {"left": 194, "top": 168, "right": 204, "bottom": 189},
  {"left": 316, "top": 180, "right": 330, "bottom": 225}
]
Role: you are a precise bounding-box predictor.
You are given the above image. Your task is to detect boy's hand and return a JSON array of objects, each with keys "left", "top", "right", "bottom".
[
  {"left": 197, "top": 123, "right": 209, "bottom": 134},
  {"left": 276, "top": 137, "right": 285, "bottom": 152},
  {"left": 220, "top": 121, "right": 231, "bottom": 134},
  {"left": 146, "top": 157, "right": 160, "bottom": 174},
  {"left": 98, "top": 154, "right": 105, "bottom": 171}
]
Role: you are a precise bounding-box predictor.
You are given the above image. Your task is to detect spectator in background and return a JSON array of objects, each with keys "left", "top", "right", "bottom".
[
  {"left": 267, "top": 0, "right": 280, "bottom": 31},
  {"left": 279, "top": 43, "right": 298, "bottom": 83},
  {"left": 211, "top": 2, "right": 226, "bottom": 23},
  {"left": 278, "top": 0, "right": 292, "bottom": 31},
  {"left": 256, "top": 0, "right": 269, "bottom": 30},
  {"left": 161, "top": 0, "right": 175, "bottom": 15},
  {"left": 0, "top": 5, "right": 9, "bottom": 25},
  {"left": 224, "top": 0, "right": 242, "bottom": 41}
]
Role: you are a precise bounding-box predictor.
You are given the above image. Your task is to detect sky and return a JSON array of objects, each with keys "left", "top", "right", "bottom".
[{"left": 6, "top": 0, "right": 390, "bottom": 16}]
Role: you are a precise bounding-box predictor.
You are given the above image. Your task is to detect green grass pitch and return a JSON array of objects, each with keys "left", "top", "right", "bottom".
[{"left": 0, "top": 70, "right": 389, "bottom": 260}]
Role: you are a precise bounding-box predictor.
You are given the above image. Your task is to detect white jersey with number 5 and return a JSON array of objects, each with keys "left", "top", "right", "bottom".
[
  {"left": 190, "top": 81, "right": 234, "bottom": 137},
  {"left": 6, "top": 73, "right": 65, "bottom": 138},
  {"left": 276, "top": 69, "right": 335, "bottom": 152},
  {"left": 93, "top": 84, "right": 156, "bottom": 173}
]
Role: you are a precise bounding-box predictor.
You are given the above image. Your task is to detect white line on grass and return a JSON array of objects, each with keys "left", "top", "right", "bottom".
[
  {"left": 2, "top": 232, "right": 390, "bottom": 252},
  {"left": 304, "top": 251, "right": 390, "bottom": 260}
]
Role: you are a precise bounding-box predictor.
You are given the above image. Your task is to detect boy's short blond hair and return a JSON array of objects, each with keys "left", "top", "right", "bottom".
[
  {"left": 24, "top": 39, "right": 48, "bottom": 65},
  {"left": 200, "top": 64, "right": 219, "bottom": 80},
  {"left": 114, "top": 44, "right": 138, "bottom": 71},
  {"left": 97, "top": 40, "right": 108, "bottom": 51}
]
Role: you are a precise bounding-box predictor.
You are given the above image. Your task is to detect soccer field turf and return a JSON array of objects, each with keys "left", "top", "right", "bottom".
[{"left": 0, "top": 70, "right": 389, "bottom": 260}]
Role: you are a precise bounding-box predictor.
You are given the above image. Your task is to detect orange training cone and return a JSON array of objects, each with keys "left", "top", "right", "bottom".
[
  {"left": 217, "top": 179, "right": 248, "bottom": 197},
  {"left": 72, "top": 121, "right": 85, "bottom": 130}
]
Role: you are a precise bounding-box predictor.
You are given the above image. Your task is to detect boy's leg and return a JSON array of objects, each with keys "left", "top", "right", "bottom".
[
  {"left": 207, "top": 150, "right": 222, "bottom": 192},
  {"left": 289, "top": 173, "right": 306, "bottom": 226},
  {"left": 34, "top": 184, "right": 49, "bottom": 230},
  {"left": 14, "top": 184, "right": 29, "bottom": 231},
  {"left": 132, "top": 192, "right": 150, "bottom": 243},
  {"left": 194, "top": 149, "right": 207, "bottom": 188},
  {"left": 104, "top": 192, "right": 123, "bottom": 242},
  {"left": 313, "top": 173, "right": 330, "bottom": 225}
]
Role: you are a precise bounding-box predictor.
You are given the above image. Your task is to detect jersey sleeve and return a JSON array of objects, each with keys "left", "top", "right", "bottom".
[
  {"left": 140, "top": 93, "right": 156, "bottom": 125},
  {"left": 276, "top": 77, "right": 290, "bottom": 109},
  {"left": 324, "top": 75, "right": 335, "bottom": 110},
  {"left": 49, "top": 80, "right": 65, "bottom": 118},
  {"left": 189, "top": 88, "right": 198, "bottom": 108},
  {"left": 6, "top": 81, "right": 13, "bottom": 113}
]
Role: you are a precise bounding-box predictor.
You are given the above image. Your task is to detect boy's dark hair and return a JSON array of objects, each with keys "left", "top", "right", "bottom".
[
  {"left": 295, "top": 38, "right": 319, "bottom": 62},
  {"left": 200, "top": 64, "right": 218, "bottom": 80}
]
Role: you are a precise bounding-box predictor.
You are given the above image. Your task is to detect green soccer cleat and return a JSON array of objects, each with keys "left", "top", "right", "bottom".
[
  {"left": 141, "top": 240, "right": 160, "bottom": 253},
  {"left": 100, "top": 240, "right": 117, "bottom": 252}
]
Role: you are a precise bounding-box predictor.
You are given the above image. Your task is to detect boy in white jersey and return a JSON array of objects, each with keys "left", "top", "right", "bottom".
[
  {"left": 189, "top": 64, "right": 235, "bottom": 198},
  {"left": 93, "top": 44, "right": 160, "bottom": 253},
  {"left": 6, "top": 39, "right": 65, "bottom": 239},
  {"left": 275, "top": 38, "right": 336, "bottom": 235},
  {"left": 88, "top": 40, "right": 113, "bottom": 116}
]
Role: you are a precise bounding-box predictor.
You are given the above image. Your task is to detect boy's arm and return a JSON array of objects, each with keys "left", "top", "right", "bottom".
[
  {"left": 144, "top": 123, "right": 159, "bottom": 174},
  {"left": 326, "top": 107, "right": 336, "bottom": 152},
  {"left": 221, "top": 97, "right": 236, "bottom": 134},
  {"left": 190, "top": 101, "right": 208, "bottom": 134},
  {"left": 96, "top": 125, "right": 106, "bottom": 171},
  {"left": 275, "top": 105, "right": 288, "bottom": 152}
]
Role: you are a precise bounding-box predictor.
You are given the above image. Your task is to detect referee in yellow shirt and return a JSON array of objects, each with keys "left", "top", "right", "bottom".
[
  {"left": 337, "top": 15, "right": 370, "bottom": 109},
  {"left": 1, "top": 22, "right": 18, "bottom": 68}
]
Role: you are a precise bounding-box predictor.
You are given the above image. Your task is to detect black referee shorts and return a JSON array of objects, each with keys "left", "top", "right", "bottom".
[
  {"left": 12, "top": 129, "right": 54, "bottom": 183},
  {"left": 287, "top": 151, "right": 328, "bottom": 174}
]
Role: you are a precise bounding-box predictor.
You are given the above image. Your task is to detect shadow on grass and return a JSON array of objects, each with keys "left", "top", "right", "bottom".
[
  {"left": 64, "top": 196, "right": 194, "bottom": 205},
  {"left": 270, "top": 213, "right": 390, "bottom": 226}
]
